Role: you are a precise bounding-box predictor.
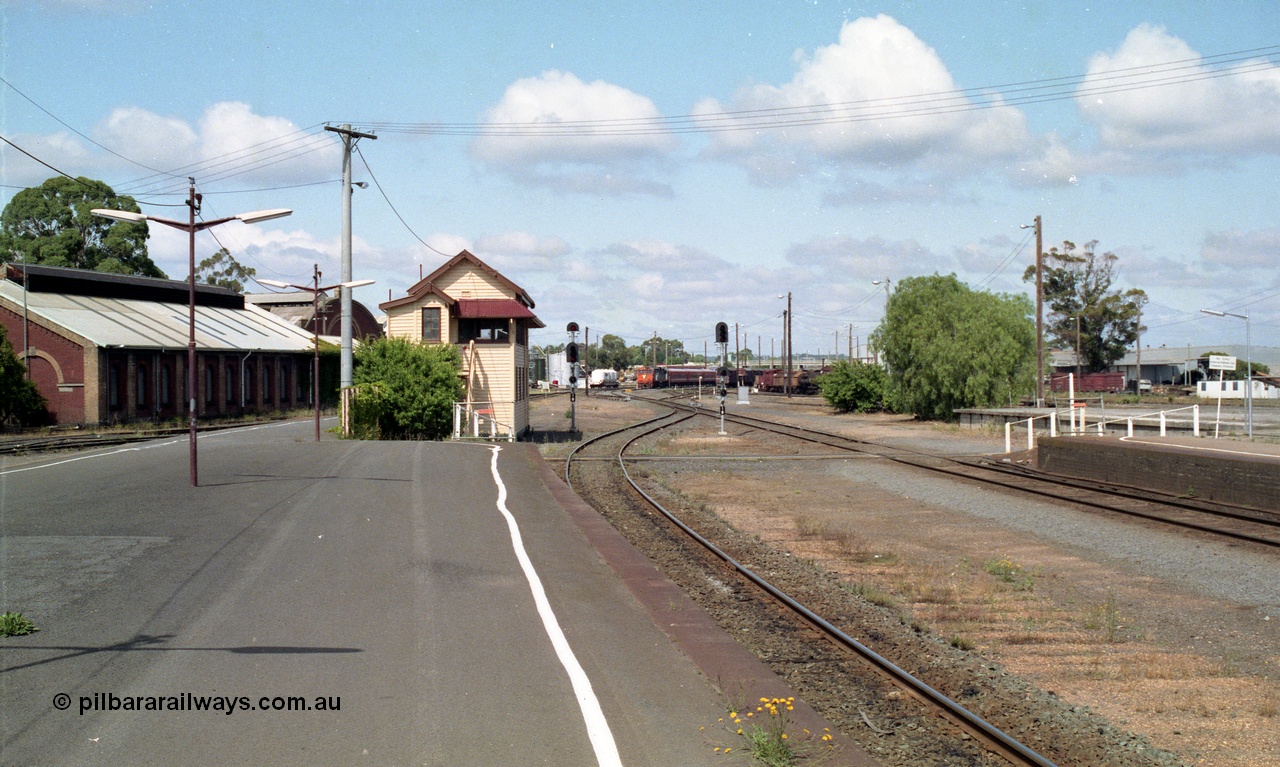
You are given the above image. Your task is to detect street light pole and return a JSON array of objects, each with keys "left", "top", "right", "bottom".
[
  {"left": 257, "top": 271, "right": 375, "bottom": 442},
  {"left": 1200, "top": 308, "right": 1252, "bottom": 438},
  {"left": 93, "top": 186, "right": 291, "bottom": 486}
]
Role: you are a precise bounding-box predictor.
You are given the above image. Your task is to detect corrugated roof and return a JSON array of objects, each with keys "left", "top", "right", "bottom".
[
  {"left": 456, "top": 298, "right": 537, "bottom": 319},
  {"left": 0, "top": 280, "right": 315, "bottom": 353}
]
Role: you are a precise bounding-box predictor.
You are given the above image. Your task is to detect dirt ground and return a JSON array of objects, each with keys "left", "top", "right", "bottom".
[{"left": 532, "top": 393, "right": 1279, "bottom": 766}]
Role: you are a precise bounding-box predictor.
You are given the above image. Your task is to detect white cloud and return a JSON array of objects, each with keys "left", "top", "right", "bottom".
[
  {"left": 471, "top": 71, "right": 678, "bottom": 196},
  {"left": 1202, "top": 228, "right": 1280, "bottom": 270},
  {"left": 97, "top": 107, "right": 199, "bottom": 170},
  {"left": 1078, "top": 24, "right": 1280, "bottom": 156},
  {"left": 0, "top": 131, "right": 96, "bottom": 186},
  {"left": 694, "top": 15, "right": 1030, "bottom": 176},
  {"left": 87, "top": 102, "right": 339, "bottom": 192}
]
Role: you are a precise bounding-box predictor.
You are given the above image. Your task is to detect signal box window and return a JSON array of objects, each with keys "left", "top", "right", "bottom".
[
  {"left": 458, "top": 318, "right": 509, "bottom": 344},
  {"left": 422, "top": 307, "right": 442, "bottom": 343}
]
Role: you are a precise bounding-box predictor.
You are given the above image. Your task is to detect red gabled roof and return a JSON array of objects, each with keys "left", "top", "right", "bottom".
[{"left": 456, "top": 298, "right": 545, "bottom": 328}]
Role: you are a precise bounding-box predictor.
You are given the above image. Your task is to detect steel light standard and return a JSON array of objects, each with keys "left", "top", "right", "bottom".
[
  {"left": 92, "top": 183, "right": 291, "bottom": 486},
  {"left": 1200, "top": 308, "right": 1252, "bottom": 438},
  {"left": 258, "top": 269, "right": 374, "bottom": 441}
]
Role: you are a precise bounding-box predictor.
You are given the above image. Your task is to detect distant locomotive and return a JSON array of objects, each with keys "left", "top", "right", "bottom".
[
  {"left": 756, "top": 367, "right": 824, "bottom": 395},
  {"left": 634, "top": 365, "right": 749, "bottom": 389}
]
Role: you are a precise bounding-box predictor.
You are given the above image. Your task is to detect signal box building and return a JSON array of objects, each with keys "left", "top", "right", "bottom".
[
  {"left": 379, "top": 250, "right": 543, "bottom": 439},
  {"left": 1, "top": 263, "right": 318, "bottom": 426}
]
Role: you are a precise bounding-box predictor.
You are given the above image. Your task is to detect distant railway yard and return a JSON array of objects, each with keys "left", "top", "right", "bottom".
[{"left": 540, "top": 390, "right": 1279, "bottom": 767}]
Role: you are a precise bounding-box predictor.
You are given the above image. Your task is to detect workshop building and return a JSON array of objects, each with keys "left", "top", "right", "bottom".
[{"left": 1, "top": 263, "right": 318, "bottom": 426}]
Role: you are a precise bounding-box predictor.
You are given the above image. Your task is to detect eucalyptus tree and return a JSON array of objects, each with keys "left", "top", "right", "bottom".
[
  {"left": 0, "top": 176, "right": 165, "bottom": 277},
  {"left": 1023, "top": 240, "right": 1146, "bottom": 372}
]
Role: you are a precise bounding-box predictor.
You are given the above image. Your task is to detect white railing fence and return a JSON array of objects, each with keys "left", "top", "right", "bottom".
[
  {"left": 453, "top": 402, "right": 515, "bottom": 442},
  {"left": 1005, "top": 404, "right": 1201, "bottom": 453}
]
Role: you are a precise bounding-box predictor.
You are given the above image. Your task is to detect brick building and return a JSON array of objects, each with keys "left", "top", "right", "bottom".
[{"left": 1, "top": 264, "right": 318, "bottom": 425}]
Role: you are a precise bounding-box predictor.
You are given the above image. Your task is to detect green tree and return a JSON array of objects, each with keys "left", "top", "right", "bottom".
[
  {"left": 196, "top": 247, "right": 256, "bottom": 292},
  {"left": 351, "top": 337, "right": 463, "bottom": 439},
  {"left": 0, "top": 324, "right": 47, "bottom": 426},
  {"left": 638, "top": 335, "right": 686, "bottom": 365},
  {"left": 0, "top": 176, "right": 165, "bottom": 278},
  {"left": 592, "top": 333, "right": 631, "bottom": 372},
  {"left": 818, "top": 360, "right": 887, "bottom": 413},
  {"left": 1023, "top": 240, "right": 1146, "bottom": 372},
  {"left": 872, "top": 274, "right": 1036, "bottom": 420}
]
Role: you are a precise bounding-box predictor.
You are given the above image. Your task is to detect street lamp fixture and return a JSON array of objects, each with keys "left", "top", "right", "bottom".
[
  {"left": 1200, "top": 308, "right": 1252, "bottom": 438},
  {"left": 258, "top": 268, "right": 375, "bottom": 442},
  {"left": 92, "top": 183, "right": 291, "bottom": 487}
]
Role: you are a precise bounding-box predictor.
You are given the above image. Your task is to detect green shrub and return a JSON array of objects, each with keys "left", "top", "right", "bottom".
[
  {"left": 817, "top": 360, "right": 888, "bottom": 413},
  {"left": 350, "top": 338, "right": 464, "bottom": 439}
]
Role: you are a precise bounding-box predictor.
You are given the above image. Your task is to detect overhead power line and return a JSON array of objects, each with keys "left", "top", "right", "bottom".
[{"left": 354, "top": 44, "right": 1280, "bottom": 138}]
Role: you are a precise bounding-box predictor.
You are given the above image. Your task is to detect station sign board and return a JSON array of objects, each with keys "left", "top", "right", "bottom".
[{"left": 1208, "top": 354, "right": 1236, "bottom": 371}]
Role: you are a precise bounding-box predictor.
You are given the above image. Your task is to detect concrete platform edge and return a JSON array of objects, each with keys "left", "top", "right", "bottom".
[{"left": 524, "top": 444, "right": 880, "bottom": 767}]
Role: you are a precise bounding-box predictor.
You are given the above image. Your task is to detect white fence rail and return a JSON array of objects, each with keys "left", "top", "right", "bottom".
[
  {"left": 1004, "top": 404, "right": 1201, "bottom": 453},
  {"left": 453, "top": 402, "right": 515, "bottom": 442}
]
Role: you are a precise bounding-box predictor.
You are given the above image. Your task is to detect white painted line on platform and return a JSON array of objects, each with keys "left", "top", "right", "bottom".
[
  {"left": 0, "top": 419, "right": 315, "bottom": 476},
  {"left": 1119, "top": 436, "right": 1280, "bottom": 460},
  {"left": 487, "top": 445, "right": 624, "bottom": 767},
  {"left": 0, "top": 440, "right": 180, "bottom": 476}
]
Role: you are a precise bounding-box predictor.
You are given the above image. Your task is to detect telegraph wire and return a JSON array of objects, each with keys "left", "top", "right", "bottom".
[
  {"left": 0, "top": 133, "right": 185, "bottom": 207},
  {"left": 0, "top": 74, "right": 179, "bottom": 177},
  {"left": 355, "top": 145, "right": 452, "bottom": 257},
  {"left": 356, "top": 44, "right": 1279, "bottom": 138}
]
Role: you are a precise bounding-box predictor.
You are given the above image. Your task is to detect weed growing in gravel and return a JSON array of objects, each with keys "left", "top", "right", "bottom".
[
  {"left": 711, "top": 696, "right": 833, "bottom": 766},
  {"left": 793, "top": 515, "right": 892, "bottom": 564},
  {"left": 949, "top": 635, "right": 975, "bottom": 651},
  {"left": 1083, "top": 590, "right": 1128, "bottom": 643},
  {"left": 982, "top": 557, "right": 1036, "bottom": 591},
  {"left": 842, "top": 581, "right": 897, "bottom": 609},
  {"left": 1259, "top": 696, "right": 1278, "bottom": 718},
  {"left": 0, "top": 611, "right": 38, "bottom": 637}
]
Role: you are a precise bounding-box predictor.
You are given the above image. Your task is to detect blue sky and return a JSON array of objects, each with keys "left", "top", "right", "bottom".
[{"left": 2, "top": 1, "right": 1278, "bottom": 359}]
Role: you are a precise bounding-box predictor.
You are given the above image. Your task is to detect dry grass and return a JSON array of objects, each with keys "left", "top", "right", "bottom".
[{"left": 665, "top": 462, "right": 1280, "bottom": 767}]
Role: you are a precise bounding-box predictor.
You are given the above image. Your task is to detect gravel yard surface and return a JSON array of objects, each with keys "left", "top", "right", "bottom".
[{"left": 533, "top": 392, "right": 1279, "bottom": 766}]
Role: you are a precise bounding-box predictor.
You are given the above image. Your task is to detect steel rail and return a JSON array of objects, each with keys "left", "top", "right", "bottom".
[
  {"left": 672, "top": 401, "right": 1280, "bottom": 548},
  {"left": 594, "top": 412, "right": 1058, "bottom": 767}
]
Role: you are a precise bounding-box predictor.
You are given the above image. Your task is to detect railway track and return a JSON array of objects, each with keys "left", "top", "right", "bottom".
[
  {"left": 655, "top": 393, "right": 1280, "bottom": 549},
  {"left": 0, "top": 418, "right": 302, "bottom": 457},
  {"left": 565, "top": 400, "right": 1060, "bottom": 767}
]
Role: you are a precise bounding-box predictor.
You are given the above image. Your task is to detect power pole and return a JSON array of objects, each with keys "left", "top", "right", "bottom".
[
  {"left": 848, "top": 323, "right": 853, "bottom": 361},
  {"left": 325, "top": 124, "right": 377, "bottom": 391},
  {"left": 785, "top": 291, "right": 793, "bottom": 398},
  {"left": 1135, "top": 306, "right": 1142, "bottom": 389},
  {"left": 1033, "top": 215, "right": 1044, "bottom": 406},
  {"left": 734, "top": 322, "right": 739, "bottom": 370}
]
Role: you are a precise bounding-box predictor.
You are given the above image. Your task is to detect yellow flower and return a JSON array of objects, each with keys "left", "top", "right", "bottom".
[{"left": 781, "top": 734, "right": 788, "bottom": 740}]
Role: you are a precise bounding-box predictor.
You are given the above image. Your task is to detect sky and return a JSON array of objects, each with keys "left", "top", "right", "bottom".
[{"left": 2, "top": 0, "right": 1278, "bottom": 360}]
